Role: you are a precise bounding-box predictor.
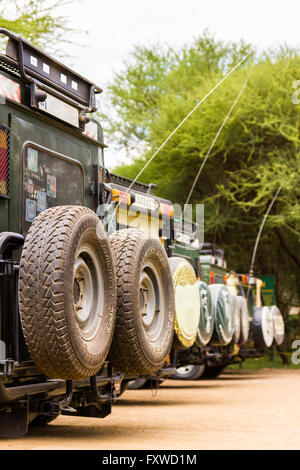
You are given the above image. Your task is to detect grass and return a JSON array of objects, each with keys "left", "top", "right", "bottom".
[{"left": 228, "top": 354, "right": 300, "bottom": 370}]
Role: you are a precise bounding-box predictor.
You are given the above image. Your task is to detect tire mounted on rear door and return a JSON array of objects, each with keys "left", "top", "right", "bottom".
[
  {"left": 19, "top": 206, "right": 117, "bottom": 380},
  {"left": 108, "top": 229, "right": 175, "bottom": 375}
]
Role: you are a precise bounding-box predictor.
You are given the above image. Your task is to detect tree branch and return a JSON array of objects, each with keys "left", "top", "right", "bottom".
[{"left": 275, "top": 228, "right": 300, "bottom": 270}]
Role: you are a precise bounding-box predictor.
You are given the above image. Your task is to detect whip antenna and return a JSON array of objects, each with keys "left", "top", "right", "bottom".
[
  {"left": 184, "top": 73, "right": 250, "bottom": 208},
  {"left": 126, "top": 53, "right": 251, "bottom": 194},
  {"left": 249, "top": 185, "right": 282, "bottom": 277},
  {"left": 108, "top": 52, "right": 251, "bottom": 231}
]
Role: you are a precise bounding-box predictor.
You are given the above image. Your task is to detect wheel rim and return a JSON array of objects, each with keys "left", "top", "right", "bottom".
[
  {"left": 239, "top": 296, "right": 249, "bottom": 343},
  {"left": 261, "top": 306, "right": 274, "bottom": 347},
  {"left": 271, "top": 306, "right": 285, "bottom": 345},
  {"left": 176, "top": 365, "right": 196, "bottom": 376},
  {"left": 215, "top": 286, "right": 234, "bottom": 344},
  {"left": 139, "top": 262, "right": 165, "bottom": 342},
  {"left": 175, "top": 364, "right": 205, "bottom": 378},
  {"left": 73, "top": 242, "right": 104, "bottom": 340},
  {"left": 196, "top": 282, "right": 214, "bottom": 347},
  {"left": 232, "top": 296, "right": 241, "bottom": 343}
]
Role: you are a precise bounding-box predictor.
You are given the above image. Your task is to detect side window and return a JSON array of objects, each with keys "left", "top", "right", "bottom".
[{"left": 22, "top": 143, "right": 84, "bottom": 234}]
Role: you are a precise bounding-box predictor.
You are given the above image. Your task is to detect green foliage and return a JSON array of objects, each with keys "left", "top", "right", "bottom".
[
  {"left": 0, "top": 0, "right": 83, "bottom": 56},
  {"left": 103, "top": 33, "right": 300, "bottom": 319},
  {"left": 104, "top": 32, "right": 251, "bottom": 151},
  {"left": 228, "top": 354, "right": 300, "bottom": 370}
]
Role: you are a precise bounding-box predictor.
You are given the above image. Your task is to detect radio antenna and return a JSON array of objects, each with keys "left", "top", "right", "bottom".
[
  {"left": 249, "top": 185, "right": 282, "bottom": 277},
  {"left": 125, "top": 53, "right": 251, "bottom": 195},
  {"left": 184, "top": 72, "right": 250, "bottom": 208},
  {"left": 108, "top": 52, "right": 251, "bottom": 231}
]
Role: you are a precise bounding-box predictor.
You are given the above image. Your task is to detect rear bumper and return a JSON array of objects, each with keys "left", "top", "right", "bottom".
[{"left": 0, "top": 375, "right": 112, "bottom": 403}]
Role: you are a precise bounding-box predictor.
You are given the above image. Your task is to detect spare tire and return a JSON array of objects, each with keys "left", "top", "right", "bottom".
[
  {"left": 231, "top": 295, "right": 241, "bottom": 344},
  {"left": 237, "top": 296, "right": 249, "bottom": 345},
  {"left": 19, "top": 206, "right": 117, "bottom": 380},
  {"left": 195, "top": 281, "right": 214, "bottom": 348},
  {"left": 168, "top": 257, "right": 200, "bottom": 350},
  {"left": 251, "top": 306, "right": 274, "bottom": 349},
  {"left": 270, "top": 306, "right": 285, "bottom": 345},
  {"left": 108, "top": 229, "right": 175, "bottom": 375},
  {"left": 209, "top": 284, "right": 234, "bottom": 346}
]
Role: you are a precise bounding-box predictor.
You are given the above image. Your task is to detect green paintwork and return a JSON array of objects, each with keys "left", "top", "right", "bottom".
[
  {"left": 254, "top": 275, "right": 276, "bottom": 306},
  {"left": 173, "top": 243, "right": 199, "bottom": 271},
  {"left": 0, "top": 69, "right": 104, "bottom": 248},
  {"left": 173, "top": 244, "right": 228, "bottom": 285},
  {"left": 199, "top": 255, "right": 227, "bottom": 284}
]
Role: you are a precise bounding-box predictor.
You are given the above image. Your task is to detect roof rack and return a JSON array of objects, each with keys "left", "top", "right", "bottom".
[
  {"left": 0, "top": 29, "right": 102, "bottom": 115},
  {"left": 199, "top": 243, "right": 225, "bottom": 258},
  {"left": 109, "top": 172, "right": 156, "bottom": 194}
]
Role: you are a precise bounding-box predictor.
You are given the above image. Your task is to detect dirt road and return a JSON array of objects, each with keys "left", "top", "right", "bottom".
[{"left": 1, "top": 369, "right": 299, "bottom": 450}]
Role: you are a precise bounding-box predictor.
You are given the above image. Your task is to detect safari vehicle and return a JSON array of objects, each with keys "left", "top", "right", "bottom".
[
  {"left": 0, "top": 29, "right": 178, "bottom": 437},
  {"left": 171, "top": 243, "right": 285, "bottom": 381},
  {"left": 103, "top": 164, "right": 285, "bottom": 390},
  {"left": 127, "top": 236, "right": 285, "bottom": 387},
  {"left": 0, "top": 29, "right": 284, "bottom": 437}
]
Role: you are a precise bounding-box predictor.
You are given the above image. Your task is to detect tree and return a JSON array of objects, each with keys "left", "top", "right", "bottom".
[
  {"left": 102, "top": 33, "right": 300, "bottom": 325},
  {"left": 103, "top": 32, "right": 251, "bottom": 153},
  {"left": 0, "top": 0, "right": 83, "bottom": 57}
]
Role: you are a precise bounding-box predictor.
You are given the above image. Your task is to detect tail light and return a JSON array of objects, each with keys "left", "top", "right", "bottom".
[
  {"left": 159, "top": 203, "right": 174, "bottom": 217},
  {"left": 0, "top": 125, "right": 9, "bottom": 198},
  {"left": 111, "top": 188, "right": 131, "bottom": 206}
]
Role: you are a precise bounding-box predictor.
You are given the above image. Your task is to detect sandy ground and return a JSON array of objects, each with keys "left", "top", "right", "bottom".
[{"left": 1, "top": 369, "right": 299, "bottom": 450}]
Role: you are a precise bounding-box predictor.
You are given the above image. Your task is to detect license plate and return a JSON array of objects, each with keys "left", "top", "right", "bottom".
[
  {"left": 133, "top": 193, "right": 157, "bottom": 211},
  {"left": 175, "top": 232, "right": 191, "bottom": 244}
]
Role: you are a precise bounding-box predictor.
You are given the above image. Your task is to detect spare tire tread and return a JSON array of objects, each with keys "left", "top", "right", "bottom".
[
  {"left": 19, "top": 206, "right": 116, "bottom": 379},
  {"left": 20, "top": 206, "right": 72, "bottom": 378},
  {"left": 109, "top": 229, "right": 174, "bottom": 375}
]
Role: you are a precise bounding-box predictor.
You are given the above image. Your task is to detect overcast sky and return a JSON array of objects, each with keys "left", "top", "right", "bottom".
[
  {"left": 61, "top": 0, "right": 300, "bottom": 87},
  {"left": 56, "top": 0, "right": 299, "bottom": 167}
]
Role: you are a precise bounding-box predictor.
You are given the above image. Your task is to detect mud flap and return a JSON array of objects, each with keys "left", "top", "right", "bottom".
[{"left": 0, "top": 400, "right": 28, "bottom": 438}]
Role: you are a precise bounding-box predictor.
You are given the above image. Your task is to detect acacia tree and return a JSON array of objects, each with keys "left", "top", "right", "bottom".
[
  {"left": 0, "top": 0, "right": 83, "bottom": 56},
  {"left": 103, "top": 34, "right": 300, "bottom": 335}
]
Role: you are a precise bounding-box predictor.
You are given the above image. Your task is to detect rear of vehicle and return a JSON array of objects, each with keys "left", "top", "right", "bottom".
[
  {"left": 0, "top": 29, "right": 179, "bottom": 437},
  {"left": 171, "top": 241, "right": 285, "bottom": 381},
  {"left": 0, "top": 29, "right": 126, "bottom": 437}
]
